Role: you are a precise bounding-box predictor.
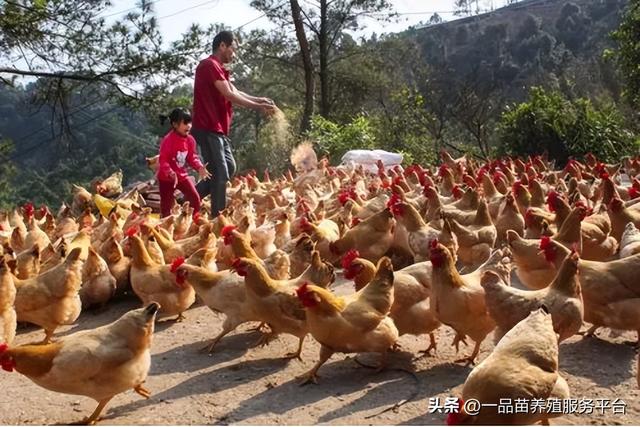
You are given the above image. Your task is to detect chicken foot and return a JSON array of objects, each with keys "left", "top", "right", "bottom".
[
  {"left": 200, "top": 320, "right": 239, "bottom": 355},
  {"left": 40, "top": 328, "right": 55, "bottom": 344},
  {"left": 253, "top": 331, "right": 277, "bottom": 347},
  {"left": 173, "top": 313, "right": 186, "bottom": 323},
  {"left": 454, "top": 340, "right": 481, "bottom": 366},
  {"left": 415, "top": 333, "right": 438, "bottom": 359},
  {"left": 451, "top": 332, "right": 468, "bottom": 353},
  {"left": 134, "top": 384, "right": 151, "bottom": 399},
  {"left": 298, "top": 345, "right": 334, "bottom": 386},
  {"left": 283, "top": 336, "right": 306, "bottom": 360},
  {"left": 70, "top": 396, "right": 113, "bottom": 425}
]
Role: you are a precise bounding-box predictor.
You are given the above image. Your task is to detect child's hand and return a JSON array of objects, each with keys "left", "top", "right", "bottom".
[{"left": 197, "top": 165, "right": 212, "bottom": 182}]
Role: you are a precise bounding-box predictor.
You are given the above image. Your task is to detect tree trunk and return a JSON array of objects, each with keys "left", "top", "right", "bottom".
[
  {"left": 290, "top": 0, "right": 315, "bottom": 133},
  {"left": 319, "top": 0, "right": 329, "bottom": 117}
]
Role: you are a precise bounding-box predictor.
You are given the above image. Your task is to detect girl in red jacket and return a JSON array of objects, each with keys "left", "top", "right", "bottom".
[{"left": 157, "top": 108, "right": 211, "bottom": 218}]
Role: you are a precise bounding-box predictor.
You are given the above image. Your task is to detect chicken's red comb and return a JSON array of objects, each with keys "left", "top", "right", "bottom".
[
  {"left": 430, "top": 239, "right": 439, "bottom": 249},
  {"left": 295, "top": 282, "right": 310, "bottom": 298},
  {"left": 600, "top": 171, "right": 610, "bottom": 180},
  {"left": 170, "top": 256, "right": 185, "bottom": 273},
  {"left": 446, "top": 398, "right": 465, "bottom": 425},
  {"left": 125, "top": 226, "right": 138, "bottom": 237},
  {"left": 452, "top": 185, "right": 463, "bottom": 199},
  {"left": 341, "top": 249, "right": 360, "bottom": 269},
  {"left": 300, "top": 216, "right": 312, "bottom": 231},
  {"left": 438, "top": 164, "right": 450, "bottom": 177},
  {"left": 629, "top": 187, "right": 639, "bottom": 199},
  {"left": 193, "top": 212, "right": 201, "bottom": 223},
  {"left": 221, "top": 225, "right": 237, "bottom": 238},
  {"left": 632, "top": 178, "right": 640, "bottom": 191},
  {"left": 338, "top": 191, "right": 352, "bottom": 206},
  {"left": 351, "top": 217, "right": 361, "bottom": 227},
  {"left": 546, "top": 191, "right": 559, "bottom": 212},
  {"left": 0, "top": 343, "right": 7, "bottom": 354},
  {"left": 130, "top": 212, "right": 138, "bottom": 220},
  {"left": 539, "top": 236, "right": 552, "bottom": 250},
  {"left": 23, "top": 202, "right": 34, "bottom": 217},
  {"left": 387, "top": 192, "right": 402, "bottom": 207},
  {"left": 512, "top": 180, "right": 524, "bottom": 196}
]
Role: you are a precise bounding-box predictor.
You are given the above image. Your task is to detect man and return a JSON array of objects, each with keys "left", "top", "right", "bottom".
[{"left": 192, "top": 30, "right": 276, "bottom": 216}]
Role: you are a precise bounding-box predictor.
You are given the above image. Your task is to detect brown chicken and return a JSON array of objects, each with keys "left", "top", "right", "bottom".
[
  {"left": 608, "top": 198, "right": 640, "bottom": 243},
  {"left": 482, "top": 249, "right": 583, "bottom": 342},
  {"left": 99, "top": 235, "right": 131, "bottom": 295},
  {"left": 295, "top": 257, "right": 398, "bottom": 384},
  {"left": 429, "top": 240, "right": 495, "bottom": 364},
  {"left": 177, "top": 250, "right": 334, "bottom": 354},
  {"left": 448, "top": 307, "right": 569, "bottom": 425},
  {"left": 79, "top": 247, "right": 117, "bottom": 309},
  {"left": 232, "top": 257, "right": 309, "bottom": 359},
  {"left": 129, "top": 235, "right": 195, "bottom": 321},
  {"left": 94, "top": 169, "right": 124, "bottom": 198},
  {"left": 494, "top": 194, "right": 524, "bottom": 245},
  {"left": 447, "top": 199, "right": 497, "bottom": 268},
  {"left": 0, "top": 302, "right": 159, "bottom": 425},
  {"left": 13, "top": 247, "right": 84, "bottom": 343},
  {"left": 145, "top": 223, "right": 215, "bottom": 263},
  {"left": 341, "top": 250, "right": 441, "bottom": 354},
  {"left": 13, "top": 244, "right": 41, "bottom": 279},
  {"left": 329, "top": 207, "right": 395, "bottom": 263},
  {"left": 620, "top": 222, "right": 640, "bottom": 258},
  {"left": 221, "top": 225, "right": 290, "bottom": 279},
  {"left": 507, "top": 231, "right": 557, "bottom": 290},
  {"left": 0, "top": 259, "right": 17, "bottom": 344}
]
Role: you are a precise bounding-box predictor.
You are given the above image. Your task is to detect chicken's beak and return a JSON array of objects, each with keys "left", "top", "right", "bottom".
[{"left": 145, "top": 302, "right": 161, "bottom": 318}]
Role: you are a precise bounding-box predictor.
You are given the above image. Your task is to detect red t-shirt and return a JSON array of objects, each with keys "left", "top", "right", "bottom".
[
  {"left": 157, "top": 130, "right": 204, "bottom": 183},
  {"left": 192, "top": 55, "right": 233, "bottom": 135}
]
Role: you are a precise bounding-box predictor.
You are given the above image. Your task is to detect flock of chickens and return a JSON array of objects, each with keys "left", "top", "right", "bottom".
[{"left": 1, "top": 146, "right": 640, "bottom": 425}]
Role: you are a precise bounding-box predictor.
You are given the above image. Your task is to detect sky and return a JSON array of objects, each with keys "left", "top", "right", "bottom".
[{"left": 99, "top": 0, "right": 511, "bottom": 46}]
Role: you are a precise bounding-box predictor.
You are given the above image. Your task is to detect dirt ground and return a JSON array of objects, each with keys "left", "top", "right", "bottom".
[{"left": 1, "top": 276, "right": 639, "bottom": 426}]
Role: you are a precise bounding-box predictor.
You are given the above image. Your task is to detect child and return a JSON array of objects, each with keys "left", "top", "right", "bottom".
[{"left": 157, "top": 108, "right": 211, "bottom": 218}]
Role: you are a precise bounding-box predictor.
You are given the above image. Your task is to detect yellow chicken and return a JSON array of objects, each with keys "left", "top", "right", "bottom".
[{"left": 0, "top": 302, "right": 159, "bottom": 425}]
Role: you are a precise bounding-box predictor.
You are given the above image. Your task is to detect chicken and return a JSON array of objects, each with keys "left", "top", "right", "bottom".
[
  {"left": 71, "top": 184, "right": 93, "bottom": 217},
  {"left": 14, "top": 244, "right": 41, "bottom": 279},
  {"left": 329, "top": 207, "right": 395, "bottom": 263},
  {"left": 232, "top": 257, "right": 309, "bottom": 359},
  {"left": 620, "top": 222, "right": 640, "bottom": 258},
  {"left": 0, "top": 302, "right": 159, "bottom": 425},
  {"left": 67, "top": 230, "right": 92, "bottom": 261},
  {"left": 389, "top": 195, "right": 455, "bottom": 263},
  {"left": 448, "top": 307, "right": 569, "bottom": 425},
  {"left": 24, "top": 216, "right": 51, "bottom": 251},
  {"left": 79, "top": 247, "right": 117, "bottom": 309},
  {"left": 481, "top": 249, "right": 583, "bottom": 342},
  {"left": 99, "top": 236, "right": 131, "bottom": 294},
  {"left": 0, "top": 259, "right": 17, "bottom": 344},
  {"left": 299, "top": 216, "right": 340, "bottom": 262},
  {"left": 129, "top": 235, "right": 195, "bottom": 321},
  {"left": 94, "top": 169, "right": 123, "bottom": 197},
  {"left": 609, "top": 198, "right": 640, "bottom": 243},
  {"left": 13, "top": 247, "right": 84, "bottom": 343},
  {"left": 295, "top": 257, "right": 398, "bottom": 384},
  {"left": 507, "top": 230, "right": 557, "bottom": 290},
  {"left": 429, "top": 240, "right": 495, "bottom": 364},
  {"left": 221, "top": 225, "right": 290, "bottom": 279},
  {"left": 144, "top": 223, "right": 215, "bottom": 263},
  {"left": 540, "top": 237, "right": 640, "bottom": 341},
  {"left": 341, "top": 250, "right": 441, "bottom": 354},
  {"left": 448, "top": 199, "right": 497, "bottom": 268},
  {"left": 177, "top": 250, "right": 334, "bottom": 354},
  {"left": 494, "top": 193, "right": 524, "bottom": 245},
  {"left": 288, "top": 234, "right": 315, "bottom": 277}
]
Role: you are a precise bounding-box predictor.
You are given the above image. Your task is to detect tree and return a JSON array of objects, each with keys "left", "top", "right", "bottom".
[
  {"left": 0, "top": 139, "right": 17, "bottom": 208},
  {"left": 250, "top": 0, "right": 395, "bottom": 121},
  {"left": 0, "top": 0, "right": 216, "bottom": 119},
  {"left": 497, "top": 87, "right": 638, "bottom": 164},
  {"left": 609, "top": 0, "right": 640, "bottom": 109}
]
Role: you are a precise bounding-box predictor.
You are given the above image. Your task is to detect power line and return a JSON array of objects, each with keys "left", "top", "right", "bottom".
[
  {"left": 157, "top": 0, "right": 219, "bottom": 21},
  {"left": 99, "top": 0, "right": 170, "bottom": 19}
]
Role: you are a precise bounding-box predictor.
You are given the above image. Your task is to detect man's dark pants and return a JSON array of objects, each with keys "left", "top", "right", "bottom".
[{"left": 192, "top": 128, "right": 236, "bottom": 217}]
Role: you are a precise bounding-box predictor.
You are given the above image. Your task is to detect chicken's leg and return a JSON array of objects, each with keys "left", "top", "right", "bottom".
[
  {"left": 298, "top": 345, "right": 333, "bottom": 386},
  {"left": 375, "top": 350, "right": 389, "bottom": 373},
  {"left": 41, "top": 328, "right": 55, "bottom": 344},
  {"left": 134, "top": 384, "right": 151, "bottom": 399},
  {"left": 173, "top": 313, "right": 186, "bottom": 322},
  {"left": 451, "top": 332, "right": 468, "bottom": 353},
  {"left": 416, "top": 333, "right": 437, "bottom": 358},
  {"left": 71, "top": 397, "right": 113, "bottom": 425},
  {"left": 201, "top": 320, "right": 239, "bottom": 355},
  {"left": 454, "top": 340, "right": 481, "bottom": 366},
  {"left": 284, "top": 336, "right": 305, "bottom": 360}
]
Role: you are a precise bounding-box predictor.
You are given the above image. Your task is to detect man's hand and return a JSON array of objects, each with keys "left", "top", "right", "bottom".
[
  {"left": 197, "top": 165, "right": 212, "bottom": 182},
  {"left": 259, "top": 100, "right": 277, "bottom": 116}
]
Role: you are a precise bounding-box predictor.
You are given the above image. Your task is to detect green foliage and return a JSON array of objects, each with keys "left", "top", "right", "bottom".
[
  {"left": 309, "top": 115, "right": 376, "bottom": 164},
  {"left": 609, "top": 0, "right": 640, "bottom": 109},
  {"left": 0, "top": 139, "right": 17, "bottom": 209},
  {"left": 497, "top": 87, "right": 637, "bottom": 164}
]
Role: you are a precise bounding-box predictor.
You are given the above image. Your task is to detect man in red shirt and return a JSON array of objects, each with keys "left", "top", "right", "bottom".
[{"left": 192, "top": 30, "right": 276, "bottom": 216}]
